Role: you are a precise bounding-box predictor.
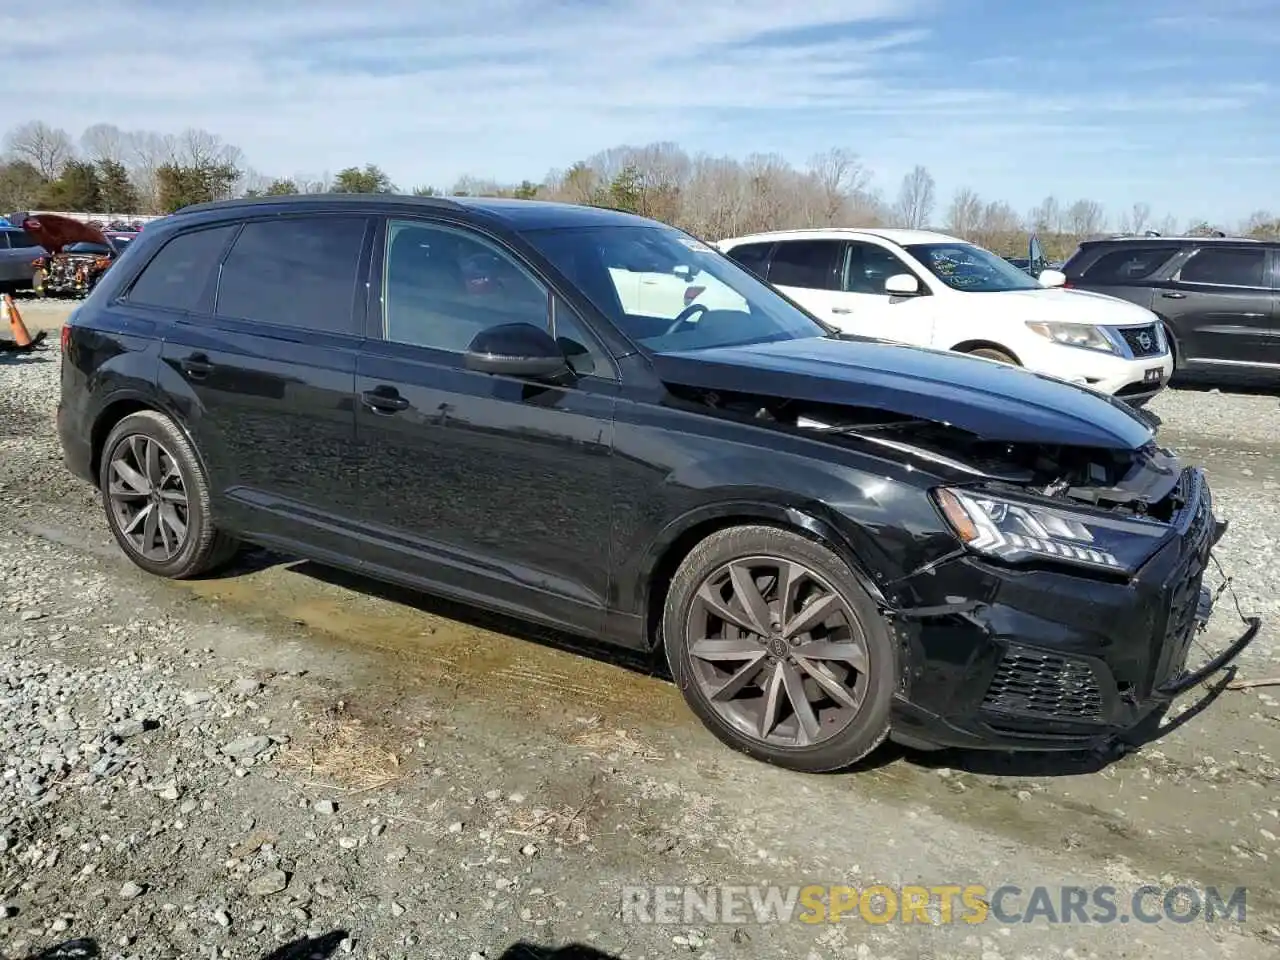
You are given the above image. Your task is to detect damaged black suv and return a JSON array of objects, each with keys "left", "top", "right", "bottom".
[{"left": 56, "top": 195, "right": 1259, "bottom": 773}]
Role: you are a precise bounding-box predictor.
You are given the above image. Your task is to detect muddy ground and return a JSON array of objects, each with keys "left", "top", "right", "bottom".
[{"left": 1, "top": 301, "right": 1278, "bottom": 960}]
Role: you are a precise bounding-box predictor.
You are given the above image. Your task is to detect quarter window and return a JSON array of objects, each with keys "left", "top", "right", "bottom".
[
  {"left": 1178, "top": 247, "right": 1266, "bottom": 287},
  {"left": 766, "top": 240, "right": 843, "bottom": 291},
  {"left": 216, "top": 216, "right": 367, "bottom": 334},
  {"left": 126, "top": 225, "right": 236, "bottom": 312}
]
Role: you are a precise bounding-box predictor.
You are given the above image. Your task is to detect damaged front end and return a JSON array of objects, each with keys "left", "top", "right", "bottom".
[
  {"left": 660, "top": 368, "right": 1260, "bottom": 754},
  {"left": 23, "top": 214, "right": 120, "bottom": 298}
]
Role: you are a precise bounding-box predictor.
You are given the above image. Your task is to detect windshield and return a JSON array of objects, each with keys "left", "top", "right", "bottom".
[
  {"left": 905, "top": 242, "right": 1042, "bottom": 292},
  {"left": 522, "top": 224, "right": 829, "bottom": 353}
]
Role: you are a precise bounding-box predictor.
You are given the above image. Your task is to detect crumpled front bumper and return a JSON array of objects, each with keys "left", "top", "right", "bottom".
[{"left": 886, "top": 472, "right": 1262, "bottom": 754}]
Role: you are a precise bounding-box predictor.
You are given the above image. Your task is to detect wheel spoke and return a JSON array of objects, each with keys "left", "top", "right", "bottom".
[
  {"left": 158, "top": 503, "right": 187, "bottom": 555},
  {"left": 727, "top": 562, "right": 772, "bottom": 635},
  {"left": 110, "top": 460, "right": 150, "bottom": 496},
  {"left": 758, "top": 662, "right": 786, "bottom": 739},
  {"left": 795, "top": 657, "right": 861, "bottom": 709},
  {"left": 778, "top": 661, "right": 822, "bottom": 745},
  {"left": 123, "top": 502, "right": 152, "bottom": 536},
  {"left": 781, "top": 592, "right": 841, "bottom": 640},
  {"left": 793, "top": 640, "right": 868, "bottom": 674},
  {"left": 696, "top": 582, "right": 759, "bottom": 635},
  {"left": 142, "top": 501, "right": 161, "bottom": 554},
  {"left": 707, "top": 656, "right": 768, "bottom": 702},
  {"left": 774, "top": 561, "right": 805, "bottom": 621},
  {"left": 689, "top": 638, "right": 765, "bottom": 662},
  {"left": 144, "top": 438, "right": 163, "bottom": 487}
]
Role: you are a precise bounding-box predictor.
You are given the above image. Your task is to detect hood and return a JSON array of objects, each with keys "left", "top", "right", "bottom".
[
  {"left": 21, "top": 213, "right": 110, "bottom": 255},
  {"left": 653, "top": 336, "right": 1156, "bottom": 450},
  {"left": 991, "top": 286, "right": 1159, "bottom": 325}
]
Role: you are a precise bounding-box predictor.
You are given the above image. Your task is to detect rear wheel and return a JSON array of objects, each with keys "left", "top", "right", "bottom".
[
  {"left": 662, "top": 525, "right": 895, "bottom": 773},
  {"left": 99, "top": 411, "right": 239, "bottom": 579},
  {"left": 965, "top": 346, "right": 1019, "bottom": 365}
]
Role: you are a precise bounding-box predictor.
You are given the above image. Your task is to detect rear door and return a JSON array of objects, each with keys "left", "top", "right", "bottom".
[
  {"left": 156, "top": 213, "right": 373, "bottom": 555},
  {"left": 352, "top": 216, "right": 618, "bottom": 633},
  {"left": 1160, "top": 245, "right": 1275, "bottom": 368},
  {"left": 763, "top": 239, "right": 849, "bottom": 323}
]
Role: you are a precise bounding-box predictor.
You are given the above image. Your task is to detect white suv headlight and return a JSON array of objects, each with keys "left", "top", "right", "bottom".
[{"left": 1025, "top": 320, "right": 1119, "bottom": 355}]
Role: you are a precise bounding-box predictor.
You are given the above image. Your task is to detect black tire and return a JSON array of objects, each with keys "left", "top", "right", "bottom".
[
  {"left": 99, "top": 410, "right": 239, "bottom": 579},
  {"left": 662, "top": 525, "right": 895, "bottom": 773},
  {"left": 966, "top": 346, "right": 1019, "bottom": 365}
]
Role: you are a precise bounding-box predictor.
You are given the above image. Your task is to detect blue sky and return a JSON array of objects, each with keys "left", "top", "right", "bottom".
[{"left": 2, "top": 0, "right": 1276, "bottom": 227}]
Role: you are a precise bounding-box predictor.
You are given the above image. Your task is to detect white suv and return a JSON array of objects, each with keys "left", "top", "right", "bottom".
[{"left": 715, "top": 229, "right": 1174, "bottom": 404}]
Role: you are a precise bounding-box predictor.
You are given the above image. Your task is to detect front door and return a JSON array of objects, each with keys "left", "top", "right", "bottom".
[
  {"left": 354, "top": 217, "right": 619, "bottom": 634},
  {"left": 835, "top": 240, "right": 937, "bottom": 347},
  {"left": 1164, "top": 245, "right": 1277, "bottom": 367}
]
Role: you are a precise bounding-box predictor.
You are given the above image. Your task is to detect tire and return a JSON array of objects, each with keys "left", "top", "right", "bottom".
[
  {"left": 99, "top": 410, "right": 240, "bottom": 579},
  {"left": 662, "top": 524, "right": 895, "bottom": 773},
  {"left": 966, "top": 346, "right": 1019, "bottom": 365},
  {"left": 31, "top": 269, "right": 45, "bottom": 298}
]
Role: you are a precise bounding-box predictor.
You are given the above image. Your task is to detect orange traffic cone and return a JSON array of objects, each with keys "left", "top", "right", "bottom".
[{"left": 2, "top": 294, "right": 38, "bottom": 350}]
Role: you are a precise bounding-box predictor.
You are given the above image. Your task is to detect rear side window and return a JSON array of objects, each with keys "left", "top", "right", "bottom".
[
  {"left": 1178, "top": 247, "right": 1266, "bottom": 287},
  {"left": 767, "top": 240, "right": 843, "bottom": 291},
  {"left": 126, "top": 226, "right": 236, "bottom": 312},
  {"left": 4, "top": 230, "right": 37, "bottom": 248},
  {"left": 724, "top": 242, "right": 772, "bottom": 278},
  {"left": 216, "top": 217, "right": 367, "bottom": 335},
  {"left": 1079, "top": 246, "right": 1179, "bottom": 283}
]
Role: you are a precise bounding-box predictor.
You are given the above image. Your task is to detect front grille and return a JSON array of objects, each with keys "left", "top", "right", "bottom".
[
  {"left": 1118, "top": 324, "right": 1163, "bottom": 357},
  {"left": 1157, "top": 470, "right": 1212, "bottom": 686},
  {"left": 981, "top": 644, "right": 1105, "bottom": 722}
]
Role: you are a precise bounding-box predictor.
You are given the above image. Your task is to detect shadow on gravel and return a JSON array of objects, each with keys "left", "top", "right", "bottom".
[
  {"left": 498, "top": 944, "right": 623, "bottom": 959},
  {"left": 289, "top": 557, "right": 667, "bottom": 679},
  {"left": 16, "top": 931, "right": 351, "bottom": 960},
  {"left": 1168, "top": 376, "right": 1279, "bottom": 397}
]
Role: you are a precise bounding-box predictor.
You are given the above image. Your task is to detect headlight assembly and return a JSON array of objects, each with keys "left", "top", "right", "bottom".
[
  {"left": 934, "top": 487, "right": 1169, "bottom": 574},
  {"left": 1025, "top": 320, "right": 1119, "bottom": 354}
]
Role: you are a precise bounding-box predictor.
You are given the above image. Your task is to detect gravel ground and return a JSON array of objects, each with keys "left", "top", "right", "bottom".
[{"left": 1, "top": 317, "right": 1278, "bottom": 960}]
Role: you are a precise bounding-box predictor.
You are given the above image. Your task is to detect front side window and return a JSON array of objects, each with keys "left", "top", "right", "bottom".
[
  {"left": 126, "top": 225, "right": 236, "bottom": 312},
  {"left": 723, "top": 242, "right": 773, "bottom": 278},
  {"left": 382, "top": 220, "right": 551, "bottom": 354},
  {"left": 1178, "top": 247, "right": 1266, "bottom": 287},
  {"left": 904, "top": 242, "right": 1042, "bottom": 292},
  {"left": 216, "top": 216, "right": 367, "bottom": 334},
  {"left": 5, "top": 230, "right": 37, "bottom": 249},
  {"left": 845, "top": 242, "right": 916, "bottom": 295}
]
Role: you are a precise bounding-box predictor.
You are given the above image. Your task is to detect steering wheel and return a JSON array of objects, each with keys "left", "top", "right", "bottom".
[{"left": 662, "top": 302, "right": 709, "bottom": 336}]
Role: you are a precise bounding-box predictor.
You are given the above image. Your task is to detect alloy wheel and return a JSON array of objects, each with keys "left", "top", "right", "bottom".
[
  {"left": 685, "top": 555, "right": 871, "bottom": 748},
  {"left": 106, "top": 435, "right": 190, "bottom": 562}
]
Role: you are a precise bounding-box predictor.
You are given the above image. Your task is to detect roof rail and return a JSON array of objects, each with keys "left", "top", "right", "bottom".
[{"left": 174, "top": 192, "right": 465, "bottom": 216}]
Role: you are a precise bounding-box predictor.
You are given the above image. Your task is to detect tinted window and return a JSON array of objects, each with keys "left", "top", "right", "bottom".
[
  {"left": 126, "top": 226, "right": 236, "bottom": 312},
  {"left": 767, "top": 240, "right": 843, "bottom": 290},
  {"left": 5, "top": 230, "right": 37, "bottom": 248},
  {"left": 1178, "top": 247, "right": 1266, "bottom": 287},
  {"left": 65, "top": 241, "right": 112, "bottom": 255},
  {"left": 383, "top": 220, "right": 550, "bottom": 353},
  {"left": 724, "top": 242, "right": 773, "bottom": 278},
  {"left": 1080, "top": 246, "right": 1179, "bottom": 283},
  {"left": 216, "top": 217, "right": 366, "bottom": 334},
  {"left": 845, "top": 242, "right": 915, "bottom": 294}
]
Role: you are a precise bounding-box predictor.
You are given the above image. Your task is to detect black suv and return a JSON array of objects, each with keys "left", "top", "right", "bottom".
[
  {"left": 1062, "top": 237, "right": 1279, "bottom": 384},
  {"left": 56, "top": 195, "right": 1257, "bottom": 773}
]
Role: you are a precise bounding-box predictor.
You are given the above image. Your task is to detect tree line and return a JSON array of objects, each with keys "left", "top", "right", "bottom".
[{"left": 3, "top": 120, "right": 1277, "bottom": 259}]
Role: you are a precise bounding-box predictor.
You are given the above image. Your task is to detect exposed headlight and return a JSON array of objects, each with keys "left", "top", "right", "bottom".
[
  {"left": 934, "top": 487, "right": 1169, "bottom": 574},
  {"left": 1025, "top": 320, "right": 1119, "bottom": 354}
]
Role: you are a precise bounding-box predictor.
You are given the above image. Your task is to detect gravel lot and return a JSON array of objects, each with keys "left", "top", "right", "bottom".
[{"left": 1, "top": 303, "right": 1278, "bottom": 960}]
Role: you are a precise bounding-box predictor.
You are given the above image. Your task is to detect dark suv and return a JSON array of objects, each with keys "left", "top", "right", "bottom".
[
  {"left": 56, "top": 195, "right": 1257, "bottom": 773},
  {"left": 1062, "top": 237, "right": 1279, "bottom": 384}
]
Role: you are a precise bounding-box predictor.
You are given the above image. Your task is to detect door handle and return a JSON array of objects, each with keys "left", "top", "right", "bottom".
[
  {"left": 180, "top": 354, "right": 213, "bottom": 378},
  {"left": 1160, "top": 291, "right": 1186, "bottom": 299},
  {"left": 831, "top": 307, "right": 853, "bottom": 315},
  {"left": 361, "top": 387, "right": 410, "bottom": 414}
]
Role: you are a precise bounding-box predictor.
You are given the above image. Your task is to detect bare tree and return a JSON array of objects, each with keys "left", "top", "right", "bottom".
[
  {"left": 1029, "top": 195, "right": 1063, "bottom": 234},
  {"left": 807, "top": 148, "right": 871, "bottom": 225},
  {"left": 126, "top": 131, "right": 172, "bottom": 213},
  {"left": 1152, "top": 214, "right": 1179, "bottom": 237},
  {"left": 945, "top": 188, "right": 984, "bottom": 238},
  {"left": 80, "top": 123, "right": 128, "bottom": 165},
  {"left": 893, "top": 165, "right": 935, "bottom": 229},
  {"left": 1065, "top": 199, "right": 1106, "bottom": 237},
  {"left": 1123, "top": 201, "right": 1152, "bottom": 235},
  {"left": 4, "top": 121, "right": 75, "bottom": 179}
]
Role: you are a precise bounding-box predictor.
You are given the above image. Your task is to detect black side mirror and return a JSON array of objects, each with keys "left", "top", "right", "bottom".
[{"left": 464, "top": 322, "right": 571, "bottom": 380}]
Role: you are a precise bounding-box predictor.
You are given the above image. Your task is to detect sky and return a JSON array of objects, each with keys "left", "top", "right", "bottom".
[{"left": 1, "top": 0, "right": 1276, "bottom": 227}]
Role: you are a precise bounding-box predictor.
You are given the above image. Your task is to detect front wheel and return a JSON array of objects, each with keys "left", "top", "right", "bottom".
[
  {"left": 965, "top": 346, "right": 1019, "bottom": 365},
  {"left": 99, "top": 410, "right": 240, "bottom": 579},
  {"left": 663, "top": 525, "right": 895, "bottom": 773}
]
